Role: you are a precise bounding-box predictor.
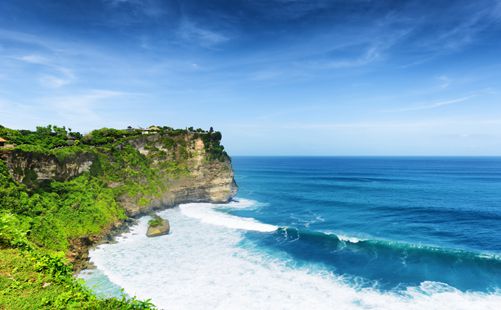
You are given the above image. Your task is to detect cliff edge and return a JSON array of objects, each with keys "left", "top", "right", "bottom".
[{"left": 0, "top": 125, "right": 237, "bottom": 269}]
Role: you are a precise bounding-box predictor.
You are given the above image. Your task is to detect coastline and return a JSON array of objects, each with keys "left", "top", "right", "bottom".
[
  {"left": 0, "top": 126, "right": 238, "bottom": 274},
  {"left": 0, "top": 125, "right": 238, "bottom": 308},
  {"left": 71, "top": 195, "right": 237, "bottom": 272}
]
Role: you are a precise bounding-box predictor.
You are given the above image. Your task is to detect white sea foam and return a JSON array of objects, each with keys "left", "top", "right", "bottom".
[
  {"left": 322, "top": 230, "right": 366, "bottom": 243},
  {"left": 86, "top": 201, "right": 501, "bottom": 310},
  {"left": 224, "top": 198, "right": 265, "bottom": 209},
  {"left": 337, "top": 234, "right": 364, "bottom": 244},
  {"left": 179, "top": 200, "right": 278, "bottom": 232}
]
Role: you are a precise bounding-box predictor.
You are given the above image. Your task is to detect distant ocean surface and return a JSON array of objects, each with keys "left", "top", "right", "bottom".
[{"left": 81, "top": 157, "right": 501, "bottom": 309}]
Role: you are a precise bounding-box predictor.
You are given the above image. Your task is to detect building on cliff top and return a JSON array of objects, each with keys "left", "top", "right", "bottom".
[
  {"left": 0, "top": 137, "right": 15, "bottom": 149},
  {"left": 142, "top": 125, "right": 161, "bottom": 134}
]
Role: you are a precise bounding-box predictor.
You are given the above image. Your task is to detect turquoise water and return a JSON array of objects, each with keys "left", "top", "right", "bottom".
[
  {"left": 83, "top": 157, "right": 501, "bottom": 309},
  {"left": 232, "top": 157, "right": 501, "bottom": 292}
]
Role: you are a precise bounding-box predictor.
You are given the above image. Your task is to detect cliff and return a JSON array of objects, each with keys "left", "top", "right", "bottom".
[
  {"left": 1, "top": 130, "right": 237, "bottom": 216},
  {"left": 0, "top": 125, "right": 237, "bottom": 270},
  {"left": 0, "top": 150, "right": 95, "bottom": 186},
  {"left": 115, "top": 133, "right": 237, "bottom": 215}
]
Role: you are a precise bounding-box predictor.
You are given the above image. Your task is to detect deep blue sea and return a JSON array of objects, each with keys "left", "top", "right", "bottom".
[{"left": 82, "top": 157, "right": 501, "bottom": 309}]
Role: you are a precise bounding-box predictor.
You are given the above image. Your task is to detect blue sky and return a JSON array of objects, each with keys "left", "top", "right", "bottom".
[{"left": 1, "top": 0, "right": 501, "bottom": 155}]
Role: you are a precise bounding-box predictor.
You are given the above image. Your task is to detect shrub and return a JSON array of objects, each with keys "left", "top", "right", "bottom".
[{"left": 148, "top": 215, "right": 163, "bottom": 227}]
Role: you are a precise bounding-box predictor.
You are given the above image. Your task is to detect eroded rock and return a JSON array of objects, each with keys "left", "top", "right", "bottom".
[{"left": 146, "top": 215, "right": 170, "bottom": 237}]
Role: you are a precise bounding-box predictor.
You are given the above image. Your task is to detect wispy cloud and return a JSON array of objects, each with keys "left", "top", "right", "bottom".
[
  {"left": 249, "top": 69, "right": 283, "bottom": 81},
  {"left": 105, "top": 0, "right": 167, "bottom": 18},
  {"left": 13, "top": 54, "right": 75, "bottom": 88},
  {"left": 48, "top": 90, "right": 125, "bottom": 120},
  {"left": 177, "top": 20, "right": 230, "bottom": 48},
  {"left": 0, "top": 90, "right": 132, "bottom": 130},
  {"left": 0, "top": 96, "right": 47, "bottom": 128},
  {"left": 39, "top": 74, "right": 73, "bottom": 88},
  {"left": 437, "top": 75, "right": 451, "bottom": 89},
  {"left": 0, "top": 29, "right": 65, "bottom": 53},
  {"left": 292, "top": 44, "right": 382, "bottom": 71},
  {"left": 226, "top": 117, "right": 501, "bottom": 131},
  {"left": 15, "top": 54, "right": 50, "bottom": 65},
  {"left": 410, "top": 1, "right": 501, "bottom": 59},
  {"left": 323, "top": 46, "right": 381, "bottom": 69},
  {"left": 293, "top": 15, "right": 415, "bottom": 71},
  {"left": 435, "top": 8, "right": 489, "bottom": 50},
  {"left": 390, "top": 95, "right": 475, "bottom": 112}
]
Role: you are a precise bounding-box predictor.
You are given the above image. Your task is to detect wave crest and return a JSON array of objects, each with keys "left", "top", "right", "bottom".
[{"left": 179, "top": 200, "right": 278, "bottom": 233}]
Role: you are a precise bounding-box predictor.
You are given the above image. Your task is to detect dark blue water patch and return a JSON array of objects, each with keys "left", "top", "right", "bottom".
[
  {"left": 245, "top": 228, "right": 501, "bottom": 292},
  {"left": 231, "top": 156, "right": 501, "bottom": 291},
  {"left": 306, "top": 176, "right": 426, "bottom": 184},
  {"left": 369, "top": 204, "right": 501, "bottom": 222}
]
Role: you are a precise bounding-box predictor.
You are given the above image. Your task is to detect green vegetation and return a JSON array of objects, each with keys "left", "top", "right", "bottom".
[
  {"left": 148, "top": 215, "right": 164, "bottom": 228},
  {"left": 0, "top": 204, "right": 154, "bottom": 309},
  {"left": 0, "top": 161, "right": 125, "bottom": 252},
  {"left": 0, "top": 124, "right": 229, "bottom": 309},
  {"left": 0, "top": 227, "right": 155, "bottom": 309}
]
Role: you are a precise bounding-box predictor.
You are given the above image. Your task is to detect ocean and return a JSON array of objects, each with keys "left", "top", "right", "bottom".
[{"left": 80, "top": 157, "right": 501, "bottom": 309}]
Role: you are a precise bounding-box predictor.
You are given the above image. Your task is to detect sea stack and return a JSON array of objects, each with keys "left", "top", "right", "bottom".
[{"left": 146, "top": 215, "right": 170, "bottom": 237}]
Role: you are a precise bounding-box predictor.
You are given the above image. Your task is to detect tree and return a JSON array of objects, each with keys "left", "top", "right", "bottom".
[{"left": 211, "top": 131, "right": 222, "bottom": 141}]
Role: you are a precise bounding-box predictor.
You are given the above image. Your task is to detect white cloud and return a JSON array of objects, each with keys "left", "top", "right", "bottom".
[
  {"left": 177, "top": 20, "right": 229, "bottom": 48},
  {"left": 297, "top": 25, "right": 414, "bottom": 71},
  {"left": 415, "top": 2, "right": 500, "bottom": 55},
  {"left": 39, "top": 75, "right": 71, "bottom": 88},
  {"left": 390, "top": 95, "right": 475, "bottom": 112},
  {"left": 250, "top": 70, "right": 283, "bottom": 81},
  {"left": 0, "top": 90, "right": 142, "bottom": 131},
  {"left": 105, "top": 0, "right": 168, "bottom": 19},
  {"left": 0, "top": 97, "right": 45, "bottom": 129},
  {"left": 49, "top": 90, "right": 125, "bottom": 118},
  {"left": 437, "top": 75, "right": 451, "bottom": 89},
  {"left": 13, "top": 53, "right": 75, "bottom": 88},
  {"left": 15, "top": 54, "right": 51, "bottom": 65},
  {"left": 325, "top": 46, "right": 381, "bottom": 69}
]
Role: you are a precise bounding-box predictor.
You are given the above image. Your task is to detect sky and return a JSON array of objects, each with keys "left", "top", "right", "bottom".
[{"left": 1, "top": 0, "right": 501, "bottom": 155}]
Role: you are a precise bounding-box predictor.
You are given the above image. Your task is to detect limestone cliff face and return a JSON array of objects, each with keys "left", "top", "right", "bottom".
[
  {"left": 0, "top": 150, "right": 95, "bottom": 185},
  {"left": 119, "top": 133, "right": 237, "bottom": 215},
  {"left": 1, "top": 132, "right": 237, "bottom": 215},
  {"left": 122, "top": 160, "right": 237, "bottom": 215}
]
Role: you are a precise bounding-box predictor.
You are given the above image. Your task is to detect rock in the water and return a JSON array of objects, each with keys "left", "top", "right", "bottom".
[{"left": 146, "top": 215, "right": 170, "bottom": 237}]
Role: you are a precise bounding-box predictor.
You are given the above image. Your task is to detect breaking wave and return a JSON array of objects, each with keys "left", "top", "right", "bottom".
[{"left": 83, "top": 199, "right": 501, "bottom": 309}]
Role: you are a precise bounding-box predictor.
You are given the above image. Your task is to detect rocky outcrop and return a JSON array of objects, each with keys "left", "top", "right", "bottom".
[{"left": 146, "top": 216, "right": 170, "bottom": 237}]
